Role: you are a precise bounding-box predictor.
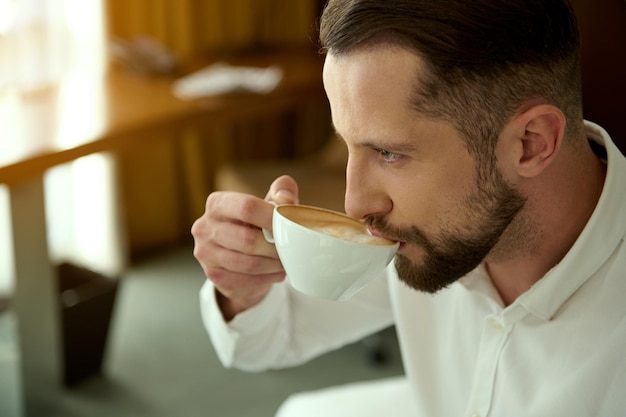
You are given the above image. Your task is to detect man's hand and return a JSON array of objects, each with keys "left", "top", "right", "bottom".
[{"left": 191, "top": 175, "right": 299, "bottom": 320}]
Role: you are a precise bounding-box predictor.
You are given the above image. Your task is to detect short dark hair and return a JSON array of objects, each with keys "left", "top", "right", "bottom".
[{"left": 319, "top": 0, "right": 584, "bottom": 172}]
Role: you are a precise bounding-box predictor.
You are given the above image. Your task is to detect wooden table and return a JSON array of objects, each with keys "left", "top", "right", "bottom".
[{"left": 0, "top": 48, "right": 325, "bottom": 416}]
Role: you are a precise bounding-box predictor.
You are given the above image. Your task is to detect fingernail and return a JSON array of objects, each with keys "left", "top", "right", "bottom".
[{"left": 275, "top": 190, "right": 296, "bottom": 204}]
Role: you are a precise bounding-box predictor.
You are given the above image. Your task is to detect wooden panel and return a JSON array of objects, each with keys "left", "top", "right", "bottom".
[{"left": 104, "top": 0, "right": 318, "bottom": 61}]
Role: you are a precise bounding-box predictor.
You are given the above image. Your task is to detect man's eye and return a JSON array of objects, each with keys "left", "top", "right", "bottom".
[{"left": 377, "top": 148, "right": 402, "bottom": 163}]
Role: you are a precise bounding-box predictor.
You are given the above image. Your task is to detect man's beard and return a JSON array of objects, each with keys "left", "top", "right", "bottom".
[{"left": 365, "top": 171, "right": 526, "bottom": 294}]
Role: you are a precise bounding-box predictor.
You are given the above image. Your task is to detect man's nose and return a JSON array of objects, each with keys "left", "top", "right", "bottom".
[{"left": 344, "top": 155, "right": 392, "bottom": 220}]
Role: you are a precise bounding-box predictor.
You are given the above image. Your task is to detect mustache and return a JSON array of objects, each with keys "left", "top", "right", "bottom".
[{"left": 365, "top": 215, "right": 433, "bottom": 249}]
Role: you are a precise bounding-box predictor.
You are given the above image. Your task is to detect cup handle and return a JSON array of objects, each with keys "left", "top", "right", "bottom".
[
  {"left": 262, "top": 201, "right": 278, "bottom": 243},
  {"left": 262, "top": 228, "right": 275, "bottom": 243}
]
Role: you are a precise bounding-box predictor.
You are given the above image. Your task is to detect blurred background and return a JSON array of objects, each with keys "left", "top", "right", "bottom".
[{"left": 0, "top": 0, "right": 403, "bottom": 416}]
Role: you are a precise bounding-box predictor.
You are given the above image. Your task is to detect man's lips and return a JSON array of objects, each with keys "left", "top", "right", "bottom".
[{"left": 368, "top": 227, "right": 404, "bottom": 246}]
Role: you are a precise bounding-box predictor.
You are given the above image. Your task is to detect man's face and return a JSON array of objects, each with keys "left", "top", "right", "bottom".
[{"left": 322, "top": 46, "right": 525, "bottom": 293}]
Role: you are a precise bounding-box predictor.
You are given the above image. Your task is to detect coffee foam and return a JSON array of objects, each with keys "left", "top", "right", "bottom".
[
  {"left": 306, "top": 221, "right": 391, "bottom": 245},
  {"left": 277, "top": 206, "right": 392, "bottom": 246}
]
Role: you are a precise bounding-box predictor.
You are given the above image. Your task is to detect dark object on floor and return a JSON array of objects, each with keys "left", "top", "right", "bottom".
[
  {"left": 0, "top": 296, "right": 10, "bottom": 313},
  {"left": 57, "top": 263, "right": 119, "bottom": 387}
]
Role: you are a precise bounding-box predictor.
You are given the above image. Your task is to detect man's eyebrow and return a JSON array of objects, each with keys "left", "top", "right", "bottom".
[
  {"left": 365, "top": 140, "right": 417, "bottom": 153},
  {"left": 334, "top": 131, "right": 417, "bottom": 153}
]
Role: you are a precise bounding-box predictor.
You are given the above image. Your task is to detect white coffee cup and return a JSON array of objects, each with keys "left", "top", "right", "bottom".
[{"left": 263, "top": 204, "right": 399, "bottom": 301}]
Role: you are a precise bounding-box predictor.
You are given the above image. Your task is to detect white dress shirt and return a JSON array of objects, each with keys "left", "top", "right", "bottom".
[{"left": 200, "top": 121, "right": 626, "bottom": 417}]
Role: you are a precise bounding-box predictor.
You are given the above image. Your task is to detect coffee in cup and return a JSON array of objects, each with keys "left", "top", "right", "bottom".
[{"left": 263, "top": 204, "right": 398, "bottom": 300}]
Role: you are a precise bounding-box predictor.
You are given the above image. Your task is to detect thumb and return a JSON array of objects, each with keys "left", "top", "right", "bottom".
[{"left": 266, "top": 175, "right": 299, "bottom": 205}]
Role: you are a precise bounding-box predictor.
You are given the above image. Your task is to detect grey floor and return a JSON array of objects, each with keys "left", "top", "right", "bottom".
[{"left": 1, "top": 244, "right": 404, "bottom": 417}]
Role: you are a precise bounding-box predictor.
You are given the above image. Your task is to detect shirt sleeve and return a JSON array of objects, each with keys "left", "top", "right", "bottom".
[{"left": 199, "top": 266, "right": 396, "bottom": 372}]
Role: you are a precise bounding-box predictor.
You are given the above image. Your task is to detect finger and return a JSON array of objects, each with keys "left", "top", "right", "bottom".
[
  {"left": 193, "top": 194, "right": 277, "bottom": 257},
  {"left": 207, "top": 191, "right": 276, "bottom": 231},
  {"left": 199, "top": 240, "right": 284, "bottom": 275},
  {"left": 265, "top": 175, "right": 299, "bottom": 205},
  {"left": 209, "top": 220, "right": 278, "bottom": 258}
]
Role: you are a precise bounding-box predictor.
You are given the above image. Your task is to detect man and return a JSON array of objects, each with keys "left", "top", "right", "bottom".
[{"left": 192, "top": 0, "right": 626, "bottom": 415}]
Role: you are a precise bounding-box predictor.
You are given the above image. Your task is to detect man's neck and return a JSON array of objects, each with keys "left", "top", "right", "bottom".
[{"left": 486, "top": 142, "right": 607, "bottom": 306}]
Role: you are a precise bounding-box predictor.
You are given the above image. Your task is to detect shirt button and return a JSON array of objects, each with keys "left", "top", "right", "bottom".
[{"left": 490, "top": 316, "right": 504, "bottom": 329}]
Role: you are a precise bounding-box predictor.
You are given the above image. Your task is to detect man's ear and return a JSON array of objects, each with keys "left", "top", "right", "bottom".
[{"left": 513, "top": 104, "right": 566, "bottom": 178}]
